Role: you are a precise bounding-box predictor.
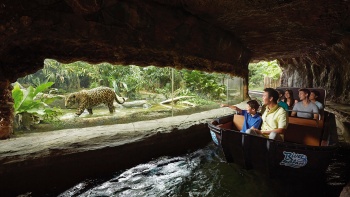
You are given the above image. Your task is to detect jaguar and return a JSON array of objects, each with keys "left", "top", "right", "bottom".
[{"left": 65, "top": 87, "right": 126, "bottom": 116}]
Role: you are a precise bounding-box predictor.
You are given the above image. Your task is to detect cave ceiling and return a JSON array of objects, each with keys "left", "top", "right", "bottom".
[{"left": 1, "top": 0, "right": 350, "bottom": 81}]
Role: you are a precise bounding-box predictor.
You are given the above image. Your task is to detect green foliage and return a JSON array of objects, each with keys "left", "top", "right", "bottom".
[
  {"left": 248, "top": 60, "right": 281, "bottom": 89},
  {"left": 42, "top": 107, "right": 63, "bottom": 122},
  {"left": 118, "top": 66, "right": 143, "bottom": 99},
  {"left": 18, "top": 60, "right": 234, "bottom": 102},
  {"left": 182, "top": 70, "right": 226, "bottom": 99},
  {"left": 187, "top": 97, "right": 216, "bottom": 105},
  {"left": 12, "top": 82, "right": 61, "bottom": 121},
  {"left": 93, "top": 64, "right": 145, "bottom": 99}
]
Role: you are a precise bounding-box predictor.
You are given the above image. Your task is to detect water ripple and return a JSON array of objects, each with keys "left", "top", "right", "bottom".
[{"left": 58, "top": 144, "right": 349, "bottom": 197}]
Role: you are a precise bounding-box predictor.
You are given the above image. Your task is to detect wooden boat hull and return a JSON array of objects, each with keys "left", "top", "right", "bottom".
[{"left": 208, "top": 113, "right": 338, "bottom": 178}]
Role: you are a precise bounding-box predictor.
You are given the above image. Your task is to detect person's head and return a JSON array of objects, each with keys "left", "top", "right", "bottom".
[
  {"left": 310, "top": 90, "right": 320, "bottom": 101},
  {"left": 298, "top": 88, "right": 310, "bottom": 101},
  {"left": 262, "top": 88, "right": 279, "bottom": 105},
  {"left": 284, "top": 89, "right": 294, "bottom": 100},
  {"left": 246, "top": 100, "right": 260, "bottom": 114}
]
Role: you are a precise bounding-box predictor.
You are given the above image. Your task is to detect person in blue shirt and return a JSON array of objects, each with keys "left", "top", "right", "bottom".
[
  {"left": 221, "top": 100, "right": 262, "bottom": 133},
  {"left": 309, "top": 90, "right": 324, "bottom": 110}
]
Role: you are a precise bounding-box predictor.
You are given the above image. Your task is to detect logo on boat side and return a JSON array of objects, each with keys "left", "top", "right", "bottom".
[{"left": 280, "top": 151, "right": 308, "bottom": 168}]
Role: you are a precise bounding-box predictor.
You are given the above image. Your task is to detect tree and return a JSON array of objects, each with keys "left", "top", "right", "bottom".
[{"left": 248, "top": 60, "right": 281, "bottom": 90}]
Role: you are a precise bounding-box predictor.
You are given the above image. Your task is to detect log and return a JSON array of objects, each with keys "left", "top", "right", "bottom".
[
  {"left": 181, "top": 101, "right": 196, "bottom": 107},
  {"left": 160, "top": 96, "right": 195, "bottom": 105},
  {"left": 121, "top": 100, "right": 148, "bottom": 108}
]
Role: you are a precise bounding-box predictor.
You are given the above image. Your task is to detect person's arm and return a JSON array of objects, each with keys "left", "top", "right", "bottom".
[
  {"left": 262, "top": 128, "right": 284, "bottom": 135},
  {"left": 251, "top": 127, "right": 284, "bottom": 135},
  {"left": 312, "top": 104, "right": 319, "bottom": 120},
  {"left": 250, "top": 127, "right": 262, "bottom": 134},
  {"left": 229, "top": 105, "right": 242, "bottom": 113},
  {"left": 221, "top": 104, "right": 242, "bottom": 113},
  {"left": 291, "top": 103, "right": 297, "bottom": 117}
]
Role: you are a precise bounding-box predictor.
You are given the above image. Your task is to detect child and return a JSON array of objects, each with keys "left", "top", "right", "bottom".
[{"left": 221, "top": 100, "right": 262, "bottom": 133}]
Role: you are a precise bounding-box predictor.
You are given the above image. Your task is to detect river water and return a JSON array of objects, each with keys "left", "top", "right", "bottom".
[{"left": 57, "top": 143, "right": 349, "bottom": 197}]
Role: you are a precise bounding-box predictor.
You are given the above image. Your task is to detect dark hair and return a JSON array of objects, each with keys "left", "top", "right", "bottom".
[
  {"left": 247, "top": 100, "right": 260, "bottom": 111},
  {"left": 283, "top": 89, "right": 295, "bottom": 106},
  {"left": 299, "top": 88, "right": 310, "bottom": 99},
  {"left": 264, "top": 88, "right": 279, "bottom": 103},
  {"left": 310, "top": 90, "right": 320, "bottom": 98}
]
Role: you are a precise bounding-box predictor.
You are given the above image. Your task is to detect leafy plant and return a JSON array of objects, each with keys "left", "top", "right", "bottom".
[
  {"left": 12, "top": 82, "right": 61, "bottom": 124},
  {"left": 182, "top": 70, "right": 226, "bottom": 100}
]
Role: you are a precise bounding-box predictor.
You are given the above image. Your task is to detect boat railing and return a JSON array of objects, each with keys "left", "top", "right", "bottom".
[
  {"left": 208, "top": 111, "right": 325, "bottom": 146},
  {"left": 288, "top": 116, "right": 321, "bottom": 128},
  {"left": 209, "top": 114, "right": 234, "bottom": 132},
  {"left": 288, "top": 109, "right": 322, "bottom": 121},
  {"left": 284, "top": 114, "right": 325, "bottom": 146}
]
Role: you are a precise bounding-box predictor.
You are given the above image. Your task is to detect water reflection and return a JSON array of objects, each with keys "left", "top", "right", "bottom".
[
  {"left": 59, "top": 145, "right": 276, "bottom": 197},
  {"left": 59, "top": 144, "right": 348, "bottom": 197}
]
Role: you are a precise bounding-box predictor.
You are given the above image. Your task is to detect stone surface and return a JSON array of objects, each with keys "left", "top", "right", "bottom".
[
  {"left": 0, "top": 108, "right": 235, "bottom": 164},
  {"left": 326, "top": 102, "right": 350, "bottom": 143},
  {"left": 340, "top": 181, "right": 350, "bottom": 197},
  {"left": 0, "top": 107, "right": 235, "bottom": 195},
  {"left": 1, "top": 0, "right": 350, "bottom": 104},
  {"left": 0, "top": 80, "right": 14, "bottom": 139}
]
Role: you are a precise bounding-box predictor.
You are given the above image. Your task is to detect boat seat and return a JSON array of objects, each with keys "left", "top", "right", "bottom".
[
  {"left": 288, "top": 116, "right": 322, "bottom": 128},
  {"left": 285, "top": 117, "right": 323, "bottom": 146},
  {"left": 217, "top": 121, "right": 233, "bottom": 130},
  {"left": 216, "top": 114, "right": 244, "bottom": 131},
  {"left": 232, "top": 114, "right": 244, "bottom": 131},
  {"left": 217, "top": 114, "right": 244, "bottom": 131}
]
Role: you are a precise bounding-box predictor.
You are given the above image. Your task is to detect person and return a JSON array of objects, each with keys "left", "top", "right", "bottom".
[
  {"left": 247, "top": 88, "right": 288, "bottom": 141},
  {"left": 283, "top": 89, "right": 298, "bottom": 111},
  {"left": 221, "top": 100, "right": 262, "bottom": 133},
  {"left": 276, "top": 89, "right": 289, "bottom": 111},
  {"left": 291, "top": 88, "right": 319, "bottom": 119},
  {"left": 309, "top": 90, "right": 324, "bottom": 110}
]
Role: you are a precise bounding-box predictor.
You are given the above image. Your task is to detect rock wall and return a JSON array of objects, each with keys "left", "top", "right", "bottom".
[
  {"left": 0, "top": 0, "right": 250, "bottom": 82},
  {"left": 280, "top": 55, "right": 350, "bottom": 104},
  {"left": 0, "top": 108, "right": 231, "bottom": 196},
  {"left": 279, "top": 34, "right": 350, "bottom": 104},
  {"left": 1, "top": 0, "right": 350, "bottom": 102},
  {"left": 0, "top": 80, "right": 14, "bottom": 139}
]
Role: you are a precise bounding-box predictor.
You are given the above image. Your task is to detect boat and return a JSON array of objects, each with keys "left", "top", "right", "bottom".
[{"left": 208, "top": 88, "right": 338, "bottom": 178}]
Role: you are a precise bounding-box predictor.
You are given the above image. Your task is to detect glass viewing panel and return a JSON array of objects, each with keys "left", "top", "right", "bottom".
[{"left": 13, "top": 60, "right": 244, "bottom": 133}]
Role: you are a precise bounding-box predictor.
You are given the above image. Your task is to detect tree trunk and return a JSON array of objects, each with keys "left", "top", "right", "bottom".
[{"left": 243, "top": 73, "right": 250, "bottom": 100}]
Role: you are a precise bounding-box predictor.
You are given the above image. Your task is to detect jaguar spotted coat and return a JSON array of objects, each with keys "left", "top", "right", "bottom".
[{"left": 65, "top": 87, "right": 125, "bottom": 116}]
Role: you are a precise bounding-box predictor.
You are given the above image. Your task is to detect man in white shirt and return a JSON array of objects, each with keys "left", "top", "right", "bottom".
[{"left": 248, "top": 88, "right": 288, "bottom": 141}]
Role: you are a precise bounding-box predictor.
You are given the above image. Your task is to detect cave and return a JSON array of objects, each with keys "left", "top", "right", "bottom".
[{"left": 1, "top": 0, "right": 350, "bottom": 195}]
